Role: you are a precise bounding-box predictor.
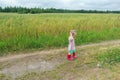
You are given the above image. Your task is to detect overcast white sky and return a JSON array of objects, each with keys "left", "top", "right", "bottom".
[{"left": 0, "top": 0, "right": 120, "bottom": 10}]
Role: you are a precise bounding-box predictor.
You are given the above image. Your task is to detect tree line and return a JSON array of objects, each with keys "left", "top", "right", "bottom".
[{"left": 0, "top": 6, "right": 120, "bottom": 14}]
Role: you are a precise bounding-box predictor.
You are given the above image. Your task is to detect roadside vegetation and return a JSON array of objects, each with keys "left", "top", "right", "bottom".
[{"left": 0, "top": 13, "right": 120, "bottom": 55}]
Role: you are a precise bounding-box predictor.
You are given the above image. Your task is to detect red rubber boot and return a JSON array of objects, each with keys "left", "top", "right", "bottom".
[
  {"left": 73, "top": 52, "right": 77, "bottom": 59},
  {"left": 67, "top": 54, "right": 73, "bottom": 61}
]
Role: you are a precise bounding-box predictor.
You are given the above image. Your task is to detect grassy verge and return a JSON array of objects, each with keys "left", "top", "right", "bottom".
[
  {"left": 95, "top": 48, "right": 120, "bottom": 66},
  {"left": 0, "top": 74, "right": 11, "bottom": 80}
]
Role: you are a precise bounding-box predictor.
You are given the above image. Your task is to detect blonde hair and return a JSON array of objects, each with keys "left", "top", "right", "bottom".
[{"left": 70, "top": 30, "right": 76, "bottom": 35}]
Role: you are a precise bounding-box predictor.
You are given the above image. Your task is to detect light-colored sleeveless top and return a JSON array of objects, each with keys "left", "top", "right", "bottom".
[{"left": 68, "top": 36, "right": 75, "bottom": 51}]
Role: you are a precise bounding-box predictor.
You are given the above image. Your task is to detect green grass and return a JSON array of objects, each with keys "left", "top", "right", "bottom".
[
  {"left": 0, "top": 13, "right": 120, "bottom": 55},
  {"left": 95, "top": 48, "right": 120, "bottom": 65},
  {"left": 0, "top": 74, "right": 11, "bottom": 80}
]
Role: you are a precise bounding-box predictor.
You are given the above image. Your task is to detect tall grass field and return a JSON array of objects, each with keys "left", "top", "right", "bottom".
[{"left": 0, "top": 13, "right": 120, "bottom": 55}]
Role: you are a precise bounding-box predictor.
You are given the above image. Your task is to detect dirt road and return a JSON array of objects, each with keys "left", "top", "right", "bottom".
[{"left": 0, "top": 40, "right": 120, "bottom": 80}]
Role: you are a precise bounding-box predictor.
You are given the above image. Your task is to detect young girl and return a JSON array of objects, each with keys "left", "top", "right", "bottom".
[{"left": 67, "top": 30, "right": 77, "bottom": 61}]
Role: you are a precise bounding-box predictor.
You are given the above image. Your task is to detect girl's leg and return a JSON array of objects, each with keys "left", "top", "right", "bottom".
[
  {"left": 67, "top": 50, "right": 73, "bottom": 60},
  {"left": 73, "top": 50, "right": 77, "bottom": 59}
]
